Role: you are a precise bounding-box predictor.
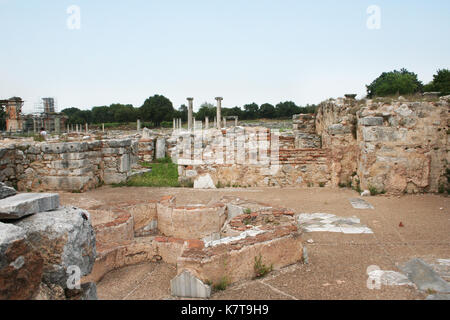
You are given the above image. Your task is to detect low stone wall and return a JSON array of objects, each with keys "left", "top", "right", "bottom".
[
  {"left": 157, "top": 196, "right": 227, "bottom": 239},
  {"left": 0, "top": 138, "right": 138, "bottom": 192},
  {"left": 177, "top": 226, "right": 302, "bottom": 285}
]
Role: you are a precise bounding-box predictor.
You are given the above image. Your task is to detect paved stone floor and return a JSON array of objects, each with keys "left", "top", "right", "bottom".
[{"left": 61, "top": 186, "right": 450, "bottom": 300}]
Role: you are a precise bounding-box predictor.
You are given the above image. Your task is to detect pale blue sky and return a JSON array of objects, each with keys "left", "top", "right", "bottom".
[{"left": 1, "top": 0, "right": 449, "bottom": 113}]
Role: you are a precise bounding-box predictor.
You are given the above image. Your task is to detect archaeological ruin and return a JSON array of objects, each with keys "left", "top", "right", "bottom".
[{"left": 0, "top": 94, "right": 449, "bottom": 300}]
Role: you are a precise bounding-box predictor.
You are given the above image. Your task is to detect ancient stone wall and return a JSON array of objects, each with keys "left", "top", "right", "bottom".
[
  {"left": 356, "top": 96, "right": 449, "bottom": 194},
  {"left": 0, "top": 138, "right": 137, "bottom": 192},
  {"left": 314, "top": 95, "right": 449, "bottom": 194},
  {"left": 175, "top": 127, "right": 331, "bottom": 188}
]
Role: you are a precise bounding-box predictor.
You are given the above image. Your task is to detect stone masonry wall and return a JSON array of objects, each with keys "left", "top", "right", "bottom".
[
  {"left": 176, "top": 127, "right": 331, "bottom": 188},
  {"left": 0, "top": 138, "right": 137, "bottom": 192},
  {"left": 315, "top": 95, "right": 449, "bottom": 194}
]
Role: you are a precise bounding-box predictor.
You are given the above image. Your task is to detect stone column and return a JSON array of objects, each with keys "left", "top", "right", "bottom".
[
  {"left": 223, "top": 117, "right": 227, "bottom": 128},
  {"left": 215, "top": 97, "right": 223, "bottom": 129},
  {"left": 205, "top": 116, "right": 209, "bottom": 129},
  {"left": 85, "top": 123, "right": 88, "bottom": 134},
  {"left": 54, "top": 117, "right": 60, "bottom": 134},
  {"left": 235, "top": 117, "right": 238, "bottom": 127},
  {"left": 137, "top": 119, "right": 141, "bottom": 131},
  {"left": 173, "top": 118, "right": 176, "bottom": 130},
  {"left": 187, "top": 98, "right": 194, "bottom": 131},
  {"left": 102, "top": 123, "right": 105, "bottom": 133}
]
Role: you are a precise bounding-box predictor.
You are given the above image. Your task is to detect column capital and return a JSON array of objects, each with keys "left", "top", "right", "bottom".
[
  {"left": 187, "top": 97, "right": 194, "bottom": 101},
  {"left": 215, "top": 97, "right": 223, "bottom": 101}
]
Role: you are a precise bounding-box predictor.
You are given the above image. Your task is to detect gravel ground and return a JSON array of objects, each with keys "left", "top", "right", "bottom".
[{"left": 60, "top": 186, "right": 450, "bottom": 300}]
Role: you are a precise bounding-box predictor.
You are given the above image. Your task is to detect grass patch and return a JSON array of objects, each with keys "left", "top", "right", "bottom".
[
  {"left": 254, "top": 254, "right": 273, "bottom": 279},
  {"left": 116, "top": 158, "right": 183, "bottom": 188},
  {"left": 213, "top": 276, "right": 230, "bottom": 291}
]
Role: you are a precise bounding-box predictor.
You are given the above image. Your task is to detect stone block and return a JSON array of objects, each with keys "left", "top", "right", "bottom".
[
  {"left": 41, "top": 142, "right": 88, "bottom": 154},
  {"left": 401, "top": 258, "right": 450, "bottom": 293},
  {"left": 0, "top": 222, "right": 44, "bottom": 299},
  {"left": 0, "top": 182, "right": 17, "bottom": 200},
  {"left": 0, "top": 193, "right": 60, "bottom": 220},
  {"left": 194, "top": 174, "right": 216, "bottom": 189},
  {"left": 14, "top": 207, "right": 96, "bottom": 288},
  {"left": 171, "top": 270, "right": 211, "bottom": 298},
  {"left": 359, "top": 117, "right": 383, "bottom": 126},
  {"left": 156, "top": 138, "right": 166, "bottom": 159},
  {"left": 42, "top": 176, "right": 91, "bottom": 191}
]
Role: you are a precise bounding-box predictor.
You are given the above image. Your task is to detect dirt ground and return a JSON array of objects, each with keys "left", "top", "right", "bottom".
[{"left": 60, "top": 186, "right": 450, "bottom": 300}]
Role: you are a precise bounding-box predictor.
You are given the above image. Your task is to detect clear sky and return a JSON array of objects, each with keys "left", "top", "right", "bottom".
[{"left": 1, "top": 0, "right": 449, "bottom": 113}]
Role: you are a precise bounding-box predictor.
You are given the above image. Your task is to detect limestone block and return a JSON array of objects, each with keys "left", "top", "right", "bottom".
[
  {"left": 104, "top": 139, "right": 132, "bottom": 148},
  {"left": 42, "top": 176, "right": 91, "bottom": 191},
  {"left": 0, "top": 222, "right": 44, "bottom": 300},
  {"left": 171, "top": 270, "right": 211, "bottom": 298},
  {"left": 194, "top": 174, "right": 216, "bottom": 189},
  {"left": 103, "top": 171, "right": 127, "bottom": 185},
  {"left": 14, "top": 207, "right": 96, "bottom": 288},
  {"left": 41, "top": 142, "right": 88, "bottom": 154},
  {"left": 227, "top": 204, "right": 245, "bottom": 220},
  {"left": 359, "top": 117, "right": 383, "bottom": 126},
  {"left": 156, "top": 137, "right": 166, "bottom": 159},
  {"left": 0, "top": 193, "right": 60, "bottom": 220},
  {"left": 119, "top": 154, "right": 131, "bottom": 173},
  {"left": 0, "top": 182, "right": 17, "bottom": 200},
  {"left": 51, "top": 159, "right": 90, "bottom": 170}
]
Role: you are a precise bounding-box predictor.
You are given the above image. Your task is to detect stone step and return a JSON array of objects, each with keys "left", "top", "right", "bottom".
[{"left": 0, "top": 193, "right": 60, "bottom": 220}]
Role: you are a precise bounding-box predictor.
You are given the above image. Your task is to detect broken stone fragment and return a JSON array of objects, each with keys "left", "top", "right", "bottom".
[
  {"left": 0, "top": 182, "right": 17, "bottom": 200},
  {"left": 171, "top": 269, "right": 211, "bottom": 299},
  {"left": 401, "top": 258, "right": 450, "bottom": 293},
  {"left": 14, "top": 207, "right": 96, "bottom": 289},
  {"left": 0, "top": 193, "right": 60, "bottom": 220},
  {"left": 194, "top": 174, "right": 216, "bottom": 189},
  {"left": 0, "top": 222, "right": 44, "bottom": 300}
]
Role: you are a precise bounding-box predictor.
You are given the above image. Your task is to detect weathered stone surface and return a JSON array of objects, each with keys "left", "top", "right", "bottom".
[
  {"left": 349, "top": 198, "right": 374, "bottom": 210},
  {"left": 0, "top": 182, "right": 17, "bottom": 200},
  {"left": 14, "top": 207, "right": 96, "bottom": 288},
  {"left": 194, "top": 174, "right": 216, "bottom": 189},
  {"left": 401, "top": 258, "right": 450, "bottom": 293},
  {"left": 0, "top": 222, "right": 44, "bottom": 300},
  {"left": 156, "top": 137, "right": 166, "bottom": 159},
  {"left": 227, "top": 204, "right": 245, "bottom": 220},
  {"left": 171, "top": 270, "right": 211, "bottom": 298},
  {"left": 42, "top": 176, "right": 92, "bottom": 191},
  {"left": 359, "top": 117, "right": 383, "bottom": 126},
  {"left": 0, "top": 193, "right": 60, "bottom": 220}
]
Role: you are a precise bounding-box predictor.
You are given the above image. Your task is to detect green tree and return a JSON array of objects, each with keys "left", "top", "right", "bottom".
[
  {"left": 243, "top": 103, "right": 259, "bottom": 120},
  {"left": 275, "top": 101, "right": 299, "bottom": 118},
  {"left": 366, "top": 68, "right": 423, "bottom": 98},
  {"left": 140, "top": 94, "right": 174, "bottom": 126},
  {"left": 259, "top": 103, "right": 276, "bottom": 118},
  {"left": 195, "top": 102, "right": 216, "bottom": 120},
  {"left": 424, "top": 69, "right": 450, "bottom": 96}
]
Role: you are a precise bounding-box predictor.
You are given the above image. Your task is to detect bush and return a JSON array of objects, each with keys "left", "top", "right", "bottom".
[
  {"left": 254, "top": 254, "right": 273, "bottom": 279},
  {"left": 213, "top": 276, "right": 230, "bottom": 291},
  {"left": 366, "top": 68, "right": 423, "bottom": 98}
]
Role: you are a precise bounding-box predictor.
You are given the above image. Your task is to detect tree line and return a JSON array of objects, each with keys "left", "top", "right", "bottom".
[{"left": 61, "top": 95, "right": 318, "bottom": 127}]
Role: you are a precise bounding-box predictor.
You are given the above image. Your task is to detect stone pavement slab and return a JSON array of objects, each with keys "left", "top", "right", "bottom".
[{"left": 0, "top": 193, "right": 60, "bottom": 220}]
